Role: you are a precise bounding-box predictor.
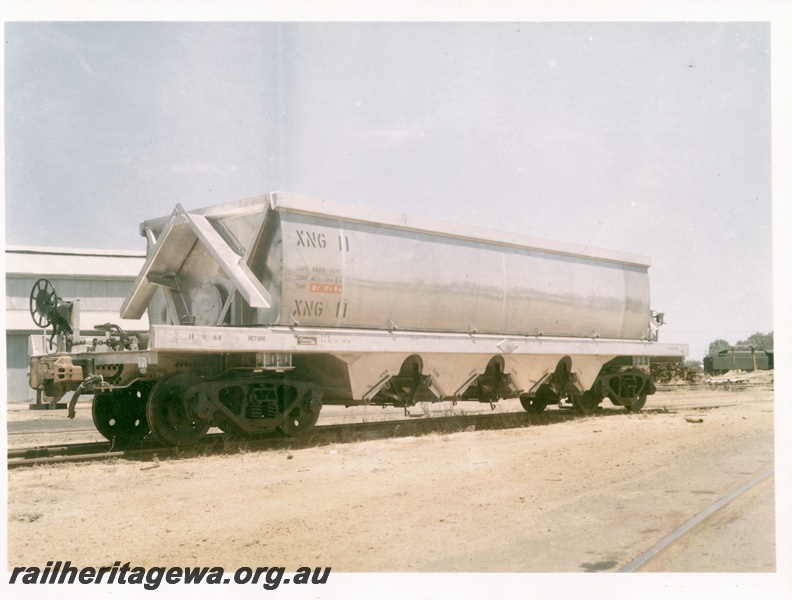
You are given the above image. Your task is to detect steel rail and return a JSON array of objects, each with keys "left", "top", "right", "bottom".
[
  {"left": 4, "top": 402, "right": 764, "bottom": 449},
  {"left": 8, "top": 428, "right": 98, "bottom": 436},
  {"left": 618, "top": 468, "right": 775, "bottom": 572},
  {"left": 8, "top": 395, "right": 774, "bottom": 469},
  {"left": 10, "top": 395, "right": 773, "bottom": 441},
  {"left": 8, "top": 407, "right": 591, "bottom": 469},
  {"left": 9, "top": 440, "right": 128, "bottom": 459}
]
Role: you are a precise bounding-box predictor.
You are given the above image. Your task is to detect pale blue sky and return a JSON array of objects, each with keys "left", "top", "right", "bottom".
[{"left": 4, "top": 22, "right": 774, "bottom": 360}]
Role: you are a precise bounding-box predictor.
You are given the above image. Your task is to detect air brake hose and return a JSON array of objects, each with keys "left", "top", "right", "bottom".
[{"left": 67, "top": 374, "right": 104, "bottom": 419}]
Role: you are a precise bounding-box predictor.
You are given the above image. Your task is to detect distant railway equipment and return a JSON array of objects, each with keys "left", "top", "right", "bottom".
[{"left": 704, "top": 345, "right": 773, "bottom": 375}]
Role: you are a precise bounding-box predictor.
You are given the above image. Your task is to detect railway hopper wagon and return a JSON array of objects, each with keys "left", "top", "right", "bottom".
[{"left": 28, "top": 192, "right": 688, "bottom": 446}]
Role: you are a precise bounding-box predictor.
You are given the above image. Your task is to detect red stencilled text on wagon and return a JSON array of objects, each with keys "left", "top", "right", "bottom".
[{"left": 310, "top": 283, "right": 342, "bottom": 294}]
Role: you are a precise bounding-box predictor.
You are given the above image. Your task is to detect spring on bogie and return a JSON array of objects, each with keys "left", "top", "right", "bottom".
[{"left": 246, "top": 386, "right": 278, "bottom": 419}]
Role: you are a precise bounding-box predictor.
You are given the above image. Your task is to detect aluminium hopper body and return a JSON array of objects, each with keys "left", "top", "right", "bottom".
[{"left": 122, "top": 192, "right": 653, "bottom": 341}]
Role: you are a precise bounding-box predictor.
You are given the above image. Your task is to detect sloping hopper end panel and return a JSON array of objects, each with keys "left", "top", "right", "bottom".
[
  {"left": 120, "top": 216, "right": 197, "bottom": 320},
  {"left": 182, "top": 207, "right": 271, "bottom": 309},
  {"left": 121, "top": 206, "right": 272, "bottom": 321}
]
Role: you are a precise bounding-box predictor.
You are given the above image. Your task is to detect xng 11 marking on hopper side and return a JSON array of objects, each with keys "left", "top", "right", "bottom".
[
  {"left": 293, "top": 300, "right": 325, "bottom": 318},
  {"left": 295, "top": 229, "right": 350, "bottom": 251},
  {"left": 295, "top": 229, "right": 327, "bottom": 248},
  {"left": 27, "top": 191, "right": 687, "bottom": 447}
]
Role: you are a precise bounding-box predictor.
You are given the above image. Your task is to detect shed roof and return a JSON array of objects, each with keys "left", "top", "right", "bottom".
[{"left": 6, "top": 246, "right": 146, "bottom": 279}]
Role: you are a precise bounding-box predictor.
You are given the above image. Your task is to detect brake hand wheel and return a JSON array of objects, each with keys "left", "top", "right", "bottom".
[{"left": 29, "top": 278, "right": 57, "bottom": 328}]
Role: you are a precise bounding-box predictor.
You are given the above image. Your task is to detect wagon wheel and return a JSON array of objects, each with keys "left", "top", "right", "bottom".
[
  {"left": 519, "top": 385, "right": 555, "bottom": 414},
  {"left": 146, "top": 373, "right": 211, "bottom": 447},
  {"left": 92, "top": 385, "right": 152, "bottom": 447},
  {"left": 278, "top": 387, "right": 322, "bottom": 437},
  {"left": 29, "top": 278, "right": 57, "bottom": 328},
  {"left": 520, "top": 394, "right": 547, "bottom": 415},
  {"left": 625, "top": 392, "right": 648, "bottom": 412},
  {"left": 520, "top": 395, "right": 546, "bottom": 413},
  {"left": 573, "top": 390, "right": 600, "bottom": 415},
  {"left": 214, "top": 415, "right": 249, "bottom": 438}
]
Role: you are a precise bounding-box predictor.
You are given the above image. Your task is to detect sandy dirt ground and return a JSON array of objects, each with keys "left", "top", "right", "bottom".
[{"left": 6, "top": 387, "right": 776, "bottom": 575}]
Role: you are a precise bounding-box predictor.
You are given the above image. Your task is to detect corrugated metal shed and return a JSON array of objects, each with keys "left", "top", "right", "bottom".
[
  {"left": 6, "top": 245, "right": 146, "bottom": 279},
  {"left": 5, "top": 245, "right": 149, "bottom": 403}
]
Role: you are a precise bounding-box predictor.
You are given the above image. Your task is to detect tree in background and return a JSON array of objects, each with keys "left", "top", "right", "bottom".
[
  {"left": 738, "top": 331, "right": 773, "bottom": 351},
  {"left": 707, "top": 332, "right": 773, "bottom": 357},
  {"left": 708, "top": 339, "right": 730, "bottom": 356}
]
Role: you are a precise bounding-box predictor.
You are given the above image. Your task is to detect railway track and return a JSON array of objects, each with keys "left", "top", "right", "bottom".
[
  {"left": 8, "top": 407, "right": 584, "bottom": 469},
  {"left": 8, "top": 393, "right": 773, "bottom": 469},
  {"left": 655, "top": 382, "right": 774, "bottom": 393},
  {"left": 619, "top": 468, "right": 775, "bottom": 572},
  {"left": 8, "top": 439, "right": 166, "bottom": 468},
  {"left": 8, "top": 428, "right": 98, "bottom": 436}
]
